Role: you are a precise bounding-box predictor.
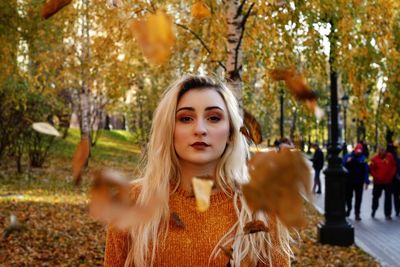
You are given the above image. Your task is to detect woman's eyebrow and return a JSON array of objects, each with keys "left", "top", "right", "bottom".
[{"left": 176, "top": 106, "right": 224, "bottom": 112}]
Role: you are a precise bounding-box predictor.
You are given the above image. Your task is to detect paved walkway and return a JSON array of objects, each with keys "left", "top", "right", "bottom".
[{"left": 312, "top": 171, "right": 400, "bottom": 267}]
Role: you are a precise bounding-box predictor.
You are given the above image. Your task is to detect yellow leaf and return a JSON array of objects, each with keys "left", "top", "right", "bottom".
[
  {"left": 192, "top": 176, "right": 214, "bottom": 212},
  {"left": 191, "top": 1, "right": 211, "bottom": 20}
]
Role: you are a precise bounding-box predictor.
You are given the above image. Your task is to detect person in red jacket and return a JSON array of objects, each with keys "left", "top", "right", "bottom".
[{"left": 369, "top": 146, "right": 397, "bottom": 219}]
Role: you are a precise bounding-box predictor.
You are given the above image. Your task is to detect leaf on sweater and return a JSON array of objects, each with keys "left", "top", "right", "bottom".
[
  {"left": 170, "top": 212, "right": 185, "bottom": 229},
  {"left": 89, "top": 169, "right": 160, "bottom": 229},
  {"left": 32, "top": 122, "right": 61, "bottom": 137},
  {"left": 129, "top": 10, "right": 175, "bottom": 65},
  {"left": 192, "top": 176, "right": 214, "bottom": 212},
  {"left": 242, "top": 148, "right": 312, "bottom": 228},
  {"left": 243, "top": 220, "right": 269, "bottom": 235},
  {"left": 191, "top": 1, "right": 211, "bottom": 20},
  {"left": 242, "top": 110, "right": 263, "bottom": 145},
  {"left": 41, "top": 0, "right": 72, "bottom": 19},
  {"left": 72, "top": 137, "right": 90, "bottom": 185}
]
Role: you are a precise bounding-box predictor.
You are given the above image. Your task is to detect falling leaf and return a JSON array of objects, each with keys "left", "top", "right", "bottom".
[
  {"left": 41, "top": 0, "right": 72, "bottom": 19},
  {"left": 106, "top": 0, "right": 121, "bottom": 9},
  {"left": 89, "top": 169, "right": 161, "bottom": 229},
  {"left": 242, "top": 110, "right": 263, "bottom": 145},
  {"left": 129, "top": 10, "right": 175, "bottom": 65},
  {"left": 269, "top": 67, "right": 323, "bottom": 119},
  {"left": 242, "top": 148, "right": 312, "bottom": 228},
  {"left": 192, "top": 176, "right": 214, "bottom": 212},
  {"left": 191, "top": 1, "right": 211, "bottom": 20},
  {"left": 32, "top": 122, "right": 61, "bottom": 137},
  {"left": 72, "top": 137, "right": 90, "bottom": 185},
  {"left": 243, "top": 220, "right": 269, "bottom": 235},
  {"left": 170, "top": 212, "right": 185, "bottom": 229}
]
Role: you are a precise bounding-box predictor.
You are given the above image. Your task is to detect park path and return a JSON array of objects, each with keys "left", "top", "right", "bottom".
[{"left": 312, "top": 170, "right": 400, "bottom": 267}]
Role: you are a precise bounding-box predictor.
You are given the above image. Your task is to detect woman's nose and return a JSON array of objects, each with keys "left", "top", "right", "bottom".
[{"left": 194, "top": 120, "right": 207, "bottom": 136}]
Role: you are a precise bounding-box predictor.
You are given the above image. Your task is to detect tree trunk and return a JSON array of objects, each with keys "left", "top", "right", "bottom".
[{"left": 224, "top": 0, "right": 254, "bottom": 104}]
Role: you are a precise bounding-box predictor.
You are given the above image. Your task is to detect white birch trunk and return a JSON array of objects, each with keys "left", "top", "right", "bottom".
[
  {"left": 225, "top": 0, "right": 244, "bottom": 103},
  {"left": 80, "top": 88, "right": 90, "bottom": 138}
]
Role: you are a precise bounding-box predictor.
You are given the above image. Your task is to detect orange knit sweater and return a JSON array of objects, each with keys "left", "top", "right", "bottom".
[{"left": 104, "top": 187, "right": 289, "bottom": 267}]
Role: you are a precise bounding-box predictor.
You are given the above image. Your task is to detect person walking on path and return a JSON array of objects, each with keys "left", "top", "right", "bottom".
[
  {"left": 369, "top": 146, "right": 397, "bottom": 220},
  {"left": 387, "top": 141, "right": 400, "bottom": 217},
  {"left": 311, "top": 143, "right": 324, "bottom": 194},
  {"left": 343, "top": 143, "right": 369, "bottom": 221}
]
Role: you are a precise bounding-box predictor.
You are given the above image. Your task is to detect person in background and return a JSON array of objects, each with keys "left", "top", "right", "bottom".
[
  {"left": 343, "top": 143, "right": 369, "bottom": 221},
  {"left": 387, "top": 141, "right": 400, "bottom": 217},
  {"left": 311, "top": 143, "right": 324, "bottom": 194},
  {"left": 360, "top": 140, "right": 370, "bottom": 159},
  {"left": 369, "top": 146, "right": 397, "bottom": 220}
]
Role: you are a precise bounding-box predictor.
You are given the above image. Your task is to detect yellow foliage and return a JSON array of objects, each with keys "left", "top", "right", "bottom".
[
  {"left": 129, "top": 10, "right": 175, "bottom": 65},
  {"left": 191, "top": 1, "right": 211, "bottom": 20}
]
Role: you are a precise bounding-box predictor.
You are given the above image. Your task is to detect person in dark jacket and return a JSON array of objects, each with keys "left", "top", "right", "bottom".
[
  {"left": 343, "top": 143, "right": 369, "bottom": 221},
  {"left": 387, "top": 141, "right": 400, "bottom": 217},
  {"left": 311, "top": 143, "right": 324, "bottom": 194},
  {"left": 369, "top": 146, "right": 397, "bottom": 220}
]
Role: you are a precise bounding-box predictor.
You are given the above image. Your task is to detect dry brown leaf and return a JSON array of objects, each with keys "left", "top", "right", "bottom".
[
  {"left": 41, "top": 0, "right": 72, "bottom": 19},
  {"left": 242, "top": 110, "right": 263, "bottom": 145},
  {"left": 242, "top": 148, "right": 312, "bottom": 228},
  {"left": 72, "top": 137, "right": 90, "bottom": 185},
  {"left": 219, "top": 245, "right": 233, "bottom": 259},
  {"left": 269, "top": 67, "right": 323, "bottom": 119},
  {"left": 269, "top": 67, "right": 316, "bottom": 102},
  {"left": 89, "top": 169, "right": 161, "bottom": 229},
  {"left": 191, "top": 1, "right": 211, "bottom": 20},
  {"left": 170, "top": 212, "right": 185, "bottom": 229},
  {"left": 129, "top": 10, "right": 175, "bottom": 65},
  {"left": 192, "top": 176, "right": 214, "bottom": 212},
  {"left": 243, "top": 220, "right": 269, "bottom": 235}
]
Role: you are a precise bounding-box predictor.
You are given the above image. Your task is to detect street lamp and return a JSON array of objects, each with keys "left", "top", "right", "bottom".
[
  {"left": 279, "top": 88, "right": 284, "bottom": 139},
  {"left": 341, "top": 95, "right": 349, "bottom": 155},
  {"left": 318, "top": 19, "right": 354, "bottom": 245}
]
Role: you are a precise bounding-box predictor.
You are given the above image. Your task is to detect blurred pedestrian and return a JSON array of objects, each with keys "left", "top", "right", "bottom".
[
  {"left": 387, "top": 141, "right": 400, "bottom": 217},
  {"left": 311, "top": 143, "right": 324, "bottom": 194},
  {"left": 369, "top": 146, "right": 397, "bottom": 220},
  {"left": 343, "top": 143, "right": 369, "bottom": 221},
  {"left": 360, "top": 140, "right": 370, "bottom": 159}
]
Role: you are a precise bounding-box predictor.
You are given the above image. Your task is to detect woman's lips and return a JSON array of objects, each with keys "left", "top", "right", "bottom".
[{"left": 191, "top": 142, "right": 210, "bottom": 149}]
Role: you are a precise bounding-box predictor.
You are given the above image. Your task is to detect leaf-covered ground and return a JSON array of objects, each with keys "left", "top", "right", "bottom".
[{"left": 0, "top": 130, "right": 380, "bottom": 266}]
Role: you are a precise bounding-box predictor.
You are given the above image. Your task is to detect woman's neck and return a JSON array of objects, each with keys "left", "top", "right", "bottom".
[{"left": 178, "top": 161, "right": 217, "bottom": 192}]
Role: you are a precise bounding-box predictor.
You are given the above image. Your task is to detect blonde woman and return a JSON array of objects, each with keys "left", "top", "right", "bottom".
[{"left": 104, "top": 75, "right": 291, "bottom": 266}]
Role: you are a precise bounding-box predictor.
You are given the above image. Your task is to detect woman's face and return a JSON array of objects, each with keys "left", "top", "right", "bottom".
[{"left": 174, "top": 88, "right": 230, "bottom": 168}]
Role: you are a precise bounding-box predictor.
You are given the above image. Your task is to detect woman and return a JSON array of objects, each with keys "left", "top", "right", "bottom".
[{"left": 104, "top": 75, "right": 291, "bottom": 266}]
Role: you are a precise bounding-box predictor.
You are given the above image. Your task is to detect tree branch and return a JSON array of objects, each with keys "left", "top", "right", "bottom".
[
  {"left": 236, "top": 0, "right": 247, "bottom": 19},
  {"left": 234, "top": 2, "right": 255, "bottom": 71},
  {"left": 175, "top": 23, "right": 226, "bottom": 71}
]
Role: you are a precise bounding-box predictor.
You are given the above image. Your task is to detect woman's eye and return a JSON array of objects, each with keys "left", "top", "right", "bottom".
[
  {"left": 178, "top": 116, "right": 193, "bottom": 123},
  {"left": 208, "top": 116, "right": 221, "bottom": 122}
]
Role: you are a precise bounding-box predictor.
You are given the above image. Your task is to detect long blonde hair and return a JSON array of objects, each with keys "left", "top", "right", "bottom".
[{"left": 125, "top": 75, "right": 291, "bottom": 266}]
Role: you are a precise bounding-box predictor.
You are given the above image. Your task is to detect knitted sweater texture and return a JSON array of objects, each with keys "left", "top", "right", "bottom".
[{"left": 104, "top": 187, "right": 289, "bottom": 267}]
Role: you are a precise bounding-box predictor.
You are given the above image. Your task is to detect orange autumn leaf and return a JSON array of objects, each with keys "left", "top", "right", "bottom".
[
  {"left": 41, "top": 0, "right": 72, "bottom": 19},
  {"left": 89, "top": 169, "right": 161, "bottom": 229},
  {"left": 191, "top": 1, "right": 211, "bottom": 20},
  {"left": 242, "top": 109, "right": 263, "bottom": 145},
  {"left": 129, "top": 10, "right": 175, "bottom": 65},
  {"left": 270, "top": 67, "right": 323, "bottom": 119},
  {"left": 243, "top": 220, "right": 269, "bottom": 235},
  {"left": 242, "top": 148, "right": 312, "bottom": 228},
  {"left": 269, "top": 67, "right": 316, "bottom": 102},
  {"left": 72, "top": 137, "right": 90, "bottom": 185}
]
